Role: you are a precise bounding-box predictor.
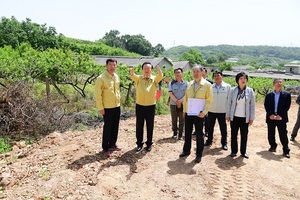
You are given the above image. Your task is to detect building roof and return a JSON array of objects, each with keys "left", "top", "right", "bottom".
[
  {"left": 232, "top": 66, "right": 255, "bottom": 71},
  {"left": 172, "top": 61, "right": 193, "bottom": 72},
  {"left": 284, "top": 63, "right": 300, "bottom": 68},
  {"left": 222, "top": 70, "right": 300, "bottom": 80}
]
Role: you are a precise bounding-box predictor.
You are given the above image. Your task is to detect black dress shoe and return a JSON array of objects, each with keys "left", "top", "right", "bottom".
[
  {"left": 242, "top": 153, "right": 249, "bottom": 159},
  {"left": 268, "top": 147, "right": 276, "bottom": 152},
  {"left": 204, "top": 141, "right": 212, "bottom": 146},
  {"left": 229, "top": 152, "right": 237, "bottom": 157},
  {"left": 222, "top": 145, "right": 228, "bottom": 150},
  {"left": 146, "top": 146, "right": 152, "bottom": 151},
  {"left": 195, "top": 156, "right": 202, "bottom": 163},
  {"left": 179, "top": 151, "right": 190, "bottom": 157},
  {"left": 283, "top": 153, "right": 290, "bottom": 158},
  {"left": 136, "top": 146, "right": 142, "bottom": 152}
]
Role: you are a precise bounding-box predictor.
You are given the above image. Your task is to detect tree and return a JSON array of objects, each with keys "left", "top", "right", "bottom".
[
  {"left": 102, "top": 30, "right": 124, "bottom": 49},
  {"left": 0, "top": 17, "right": 61, "bottom": 50},
  {"left": 0, "top": 16, "right": 24, "bottom": 48},
  {"left": 101, "top": 30, "right": 165, "bottom": 56},
  {"left": 179, "top": 48, "right": 205, "bottom": 65},
  {"left": 218, "top": 52, "right": 229, "bottom": 62},
  {"left": 206, "top": 55, "right": 218, "bottom": 64},
  {"left": 153, "top": 43, "right": 165, "bottom": 57},
  {"left": 218, "top": 62, "right": 232, "bottom": 72},
  {"left": 123, "top": 34, "right": 153, "bottom": 56}
]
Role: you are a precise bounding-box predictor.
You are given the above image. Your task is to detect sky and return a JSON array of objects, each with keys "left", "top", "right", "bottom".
[{"left": 1, "top": 0, "right": 300, "bottom": 48}]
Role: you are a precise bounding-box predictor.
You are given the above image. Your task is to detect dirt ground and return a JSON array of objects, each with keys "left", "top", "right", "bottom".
[{"left": 1, "top": 102, "right": 300, "bottom": 200}]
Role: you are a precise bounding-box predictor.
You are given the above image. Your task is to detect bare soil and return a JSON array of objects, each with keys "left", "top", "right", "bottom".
[{"left": 1, "top": 102, "right": 300, "bottom": 200}]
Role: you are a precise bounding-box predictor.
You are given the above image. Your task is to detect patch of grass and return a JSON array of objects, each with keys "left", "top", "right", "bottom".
[
  {"left": 0, "top": 136, "right": 12, "bottom": 154},
  {"left": 74, "top": 123, "right": 88, "bottom": 131},
  {"left": 39, "top": 167, "right": 50, "bottom": 181}
]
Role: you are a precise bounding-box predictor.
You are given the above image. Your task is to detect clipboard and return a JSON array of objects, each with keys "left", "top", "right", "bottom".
[{"left": 187, "top": 98, "right": 206, "bottom": 116}]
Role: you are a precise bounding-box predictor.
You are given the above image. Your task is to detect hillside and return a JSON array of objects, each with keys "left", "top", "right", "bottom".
[{"left": 163, "top": 45, "right": 300, "bottom": 66}]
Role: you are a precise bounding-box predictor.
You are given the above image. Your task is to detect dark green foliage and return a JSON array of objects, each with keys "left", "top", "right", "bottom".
[
  {"left": 0, "top": 17, "right": 139, "bottom": 57},
  {"left": 179, "top": 48, "right": 205, "bottom": 65},
  {"left": 0, "top": 16, "right": 61, "bottom": 50},
  {"left": 100, "top": 29, "right": 165, "bottom": 56},
  {"left": 163, "top": 45, "right": 300, "bottom": 67}
]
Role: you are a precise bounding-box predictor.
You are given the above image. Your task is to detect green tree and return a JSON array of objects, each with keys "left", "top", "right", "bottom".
[
  {"left": 206, "top": 55, "right": 218, "bottom": 64},
  {"left": 179, "top": 48, "right": 205, "bottom": 65},
  {"left": 218, "top": 52, "right": 229, "bottom": 62},
  {"left": 218, "top": 62, "right": 232, "bottom": 72},
  {"left": 123, "top": 34, "right": 153, "bottom": 56},
  {"left": 0, "top": 16, "right": 61, "bottom": 50},
  {"left": 0, "top": 16, "right": 24, "bottom": 48},
  {"left": 102, "top": 29, "right": 125, "bottom": 49},
  {"left": 153, "top": 43, "right": 165, "bottom": 57}
]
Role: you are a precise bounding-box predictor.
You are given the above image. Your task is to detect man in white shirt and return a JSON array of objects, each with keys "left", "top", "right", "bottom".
[{"left": 204, "top": 70, "right": 231, "bottom": 150}]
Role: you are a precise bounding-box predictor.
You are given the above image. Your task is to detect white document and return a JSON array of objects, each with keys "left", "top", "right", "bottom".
[{"left": 187, "top": 98, "right": 206, "bottom": 116}]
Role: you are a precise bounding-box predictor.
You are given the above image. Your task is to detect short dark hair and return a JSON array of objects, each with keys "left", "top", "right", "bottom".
[
  {"left": 235, "top": 72, "right": 248, "bottom": 83},
  {"left": 141, "top": 62, "right": 153, "bottom": 69},
  {"left": 106, "top": 58, "right": 117, "bottom": 65},
  {"left": 174, "top": 68, "right": 183, "bottom": 73},
  {"left": 201, "top": 67, "right": 208, "bottom": 73},
  {"left": 212, "top": 70, "right": 223, "bottom": 78}
]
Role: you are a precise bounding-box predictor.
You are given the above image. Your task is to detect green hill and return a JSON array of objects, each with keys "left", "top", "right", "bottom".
[{"left": 162, "top": 45, "right": 300, "bottom": 67}]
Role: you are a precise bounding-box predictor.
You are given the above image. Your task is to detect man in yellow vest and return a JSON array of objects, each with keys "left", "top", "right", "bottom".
[
  {"left": 130, "top": 62, "right": 163, "bottom": 152},
  {"left": 95, "top": 58, "right": 121, "bottom": 158},
  {"left": 179, "top": 66, "right": 213, "bottom": 163}
]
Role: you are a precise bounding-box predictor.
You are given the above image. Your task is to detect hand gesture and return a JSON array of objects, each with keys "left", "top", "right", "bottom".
[
  {"left": 226, "top": 117, "right": 230, "bottom": 122},
  {"left": 156, "top": 65, "right": 162, "bottom": 73},
  {"left": 198, "top": 113, "right": 205, "bottom": 118},
  {"left": 130, "top": 66, "right": 134, "bottom": 76}
]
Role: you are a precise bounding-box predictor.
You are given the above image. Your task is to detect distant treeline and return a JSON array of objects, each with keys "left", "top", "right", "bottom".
[
  {"left": 163, "top": 45, "right": 300, "bottom": 64},
  {"left": 0, "top": 16, "right": 138, "bottom": 56}
]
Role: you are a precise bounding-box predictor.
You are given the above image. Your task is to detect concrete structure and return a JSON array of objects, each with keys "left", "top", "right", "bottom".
[{"left": 284, "top": 62, "right": 300, "bottom": 74}]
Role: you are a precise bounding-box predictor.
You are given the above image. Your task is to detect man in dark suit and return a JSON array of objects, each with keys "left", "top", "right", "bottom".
[{"left": 264, "top": 78, "right": 291, "bottom": 158}]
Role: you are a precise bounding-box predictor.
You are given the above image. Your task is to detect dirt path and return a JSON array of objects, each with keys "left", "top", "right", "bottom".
[{"left": 1, "top": 103, "right": 300, "bottom": 199}]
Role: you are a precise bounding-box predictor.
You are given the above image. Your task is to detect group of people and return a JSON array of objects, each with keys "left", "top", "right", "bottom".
[
  {"left": 95, "top": 59, "right": 163, "bottom": 157},
  {"left": 171, "top": 67, "right": 255, "bottom": 162},
  {"left": 95, "top": 58, "right": 300, "bottom": 163}
]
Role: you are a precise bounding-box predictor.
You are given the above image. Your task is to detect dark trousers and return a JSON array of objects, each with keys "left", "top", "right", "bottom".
[
  {"left": 136, "top": 104, "right": 156, "bottom": 147},
  {"left": 102, "top": 107, "right": 120, "bottom": 151},
  {"left": 230, "top": 117, "right": 249, "bottom": 155},
  {"left": 207, "top": 112, "right": 227, "bottom": 145},
  {"left": 291, "top": 115, "right": 300, "bottom": 138},
  {"left": 204, "top": 114, "right": 209, "bottom": 134},
  {"left": 183, "top": 115, "right": 204, "bottom": 157},
  {"left": 267, "top": 120, "right": 290, "bottom": 154},
  {"left": 170, "top": 104, "right": 184, "bottom": 136}
]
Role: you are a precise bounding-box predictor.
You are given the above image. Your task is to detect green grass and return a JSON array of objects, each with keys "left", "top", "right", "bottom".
[{"left": 0, "top": 136, "right": 12, "bottom": 154}]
